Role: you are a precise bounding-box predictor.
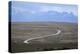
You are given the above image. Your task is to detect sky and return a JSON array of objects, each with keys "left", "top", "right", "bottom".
[{"left": 11, "top": 1, "right": 78, "bottom": 23}]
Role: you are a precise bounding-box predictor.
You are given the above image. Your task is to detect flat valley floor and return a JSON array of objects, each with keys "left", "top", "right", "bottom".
[{"left": 10, "top": 22, "right": 78, "bottom": 53}]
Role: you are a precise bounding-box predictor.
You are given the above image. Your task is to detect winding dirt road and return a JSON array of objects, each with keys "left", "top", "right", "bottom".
[{"left": 24, "top": 30, "right": 61, "bottom": 44}]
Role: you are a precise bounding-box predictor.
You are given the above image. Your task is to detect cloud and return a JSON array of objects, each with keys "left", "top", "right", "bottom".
[
  {"left": 36, "top": 6, "right": 77, "bottom": 16},
  {"left": 11, "top": 2, "right": 78, "bottom": 23},
  {"left": 13, "top": 7, "right": 31, "bottom": 12},
  {"left": 12, "top": 2, "right": 78, "bottom": 17},
  {"left": 30, "top": 10, "right": 37, "bottom": 14},
  {"left": 38, "top": 6, "right": 62, "bottom": 12},
  {"left": 12, "top": 7, "right": 37, "bottom": 15}
]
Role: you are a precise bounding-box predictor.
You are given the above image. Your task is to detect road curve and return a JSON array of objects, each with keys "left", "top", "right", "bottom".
[{"left": 24, "top": 30, "right": 61, "bottom": 44}]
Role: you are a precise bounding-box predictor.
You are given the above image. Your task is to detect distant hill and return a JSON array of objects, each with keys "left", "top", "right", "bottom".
[{"left": 11, "top": 11, "right": 78, "bottom": 23}]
